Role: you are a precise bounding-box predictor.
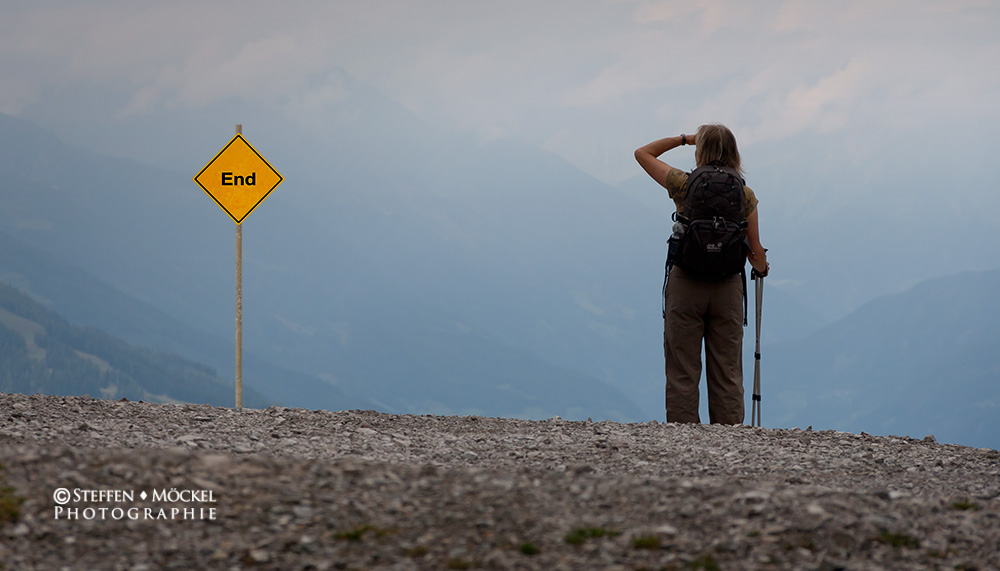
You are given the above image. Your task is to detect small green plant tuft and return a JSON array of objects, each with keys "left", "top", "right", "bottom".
[
  {"left": 519, "top": 542, "right": 541, "bottom": 556},
  {"left": 447, "top": 558, "right": 471, "bottom": 570},
  {"left": 632, "top": 535, "right": 661, "bottom": 550},
  {"left": 332, "top": 524, "right": 394, "bottom": 542},
  {"left": 0, "top": 486, "right": 26, "bottom": 524},
  {"left": 406, "top": 545, "right": 429, "bottom": 557},
  {"left": 333, "top": 524, "right": 371, "bottom": 541},
  {"left": 373, "top": 526, "right": 395, "bottom": 539},
  {"left": 565, "top": 526, "right": 622, "bottom": 545},
  {"left": 878, "top": 530, "right": 920, "bottom": 549},
  {"left": 952, "top": 500, "right": 982, "bottom": 511},
  {"left": 686, "top": 554, "right": 721, "bottom": 571}
]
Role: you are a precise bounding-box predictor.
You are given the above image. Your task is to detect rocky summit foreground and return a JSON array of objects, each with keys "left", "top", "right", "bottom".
[{"left": 0, "top": 393, "right": 998, "bottom": 570}]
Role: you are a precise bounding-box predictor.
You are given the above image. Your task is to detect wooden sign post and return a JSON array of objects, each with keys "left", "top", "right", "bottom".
[{"left": 194, "top": 125, "right": 283, "bottom": 408}]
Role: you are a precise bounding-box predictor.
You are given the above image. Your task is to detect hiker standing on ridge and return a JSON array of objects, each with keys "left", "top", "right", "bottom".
[{"left": 635, "top": 125, "right": 769, "bottom": 425}]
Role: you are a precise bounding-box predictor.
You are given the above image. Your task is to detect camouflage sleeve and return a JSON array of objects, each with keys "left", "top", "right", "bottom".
[{"left": 664, "top": 168, "right": 689, "bottom": 201}]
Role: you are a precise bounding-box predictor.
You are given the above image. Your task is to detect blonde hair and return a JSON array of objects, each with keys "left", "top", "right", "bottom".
[{"left": 695, "top": 124, "right": 743, "bottom": 176}]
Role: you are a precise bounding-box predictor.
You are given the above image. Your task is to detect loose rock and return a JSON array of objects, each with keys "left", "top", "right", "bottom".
[{"left": 0, "top": 393, "right": 998, "bottom": 569}]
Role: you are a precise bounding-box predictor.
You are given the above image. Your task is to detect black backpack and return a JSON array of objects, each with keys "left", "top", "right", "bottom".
[{"left": 672, "top": 164, "right": 748, "bottom": 279}]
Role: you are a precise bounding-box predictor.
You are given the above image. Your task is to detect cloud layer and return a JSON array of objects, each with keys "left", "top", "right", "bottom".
[{"left": 1, "top": 0, "right": 997, "bottom": 182}]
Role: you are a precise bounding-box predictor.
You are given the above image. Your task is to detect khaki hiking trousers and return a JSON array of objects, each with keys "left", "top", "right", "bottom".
[{"left": 663, "top": 266, "right": 745, "bottom": 425}]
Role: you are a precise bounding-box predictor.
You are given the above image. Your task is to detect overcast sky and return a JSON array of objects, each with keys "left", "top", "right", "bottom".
[{"left": 1, "top": 0, "right": 998, "bottom": 184}]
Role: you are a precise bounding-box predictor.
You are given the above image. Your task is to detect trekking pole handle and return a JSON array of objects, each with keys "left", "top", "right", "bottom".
[{"left": 751, "top": 248, "right": 769, "bottom": 280}]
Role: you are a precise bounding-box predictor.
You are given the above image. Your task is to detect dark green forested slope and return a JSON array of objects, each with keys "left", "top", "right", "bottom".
[{"left": 0, "top": 280, "right": 268, "bottom": 407}]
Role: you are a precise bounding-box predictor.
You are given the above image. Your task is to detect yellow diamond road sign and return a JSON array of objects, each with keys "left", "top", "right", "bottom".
[{"left": 194, "top": 134, "right": 283, "bottom": 224}]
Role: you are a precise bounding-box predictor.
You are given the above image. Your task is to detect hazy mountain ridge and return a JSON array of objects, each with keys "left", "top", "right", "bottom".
[
  {"left": 0, "top": 229, "right": 366, "bottom": 412},
  {"left": 0, "top": 224, "right": 642, "bottom": 420},
  {"left": 0, "top": 111, "right": 645, "bottom": 420},
  {"left": 765, "top": 268, "right": 1000, "bottom": 449},
  {"left": 0, "top": 109, "right": 654, "bottom": 420}
]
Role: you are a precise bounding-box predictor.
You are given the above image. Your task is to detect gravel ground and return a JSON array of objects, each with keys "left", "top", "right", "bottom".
[{"left": 1, "top": 392, "right": 998, "bottom": 570}]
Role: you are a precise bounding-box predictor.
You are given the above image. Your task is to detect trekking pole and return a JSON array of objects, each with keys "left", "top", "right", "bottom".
[{"left": 750, "top": 267, "right": 764, "bottom": 427}]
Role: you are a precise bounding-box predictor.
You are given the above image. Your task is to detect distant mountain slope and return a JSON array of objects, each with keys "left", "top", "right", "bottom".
[
  {"left": 0, "top": 222, "right": 642, "bottom": 420},
  {"left": 0, "top": 111, "right": 647, "bottom": 421},
  {"left": 0, "top": 229, "right": 362, "bottom": 412},
  {"left": 0, "top": 280, "right": 271, "bottom": 407},
  {"left": 766, "top": 268, "right": 1000, "bottom": 449}
]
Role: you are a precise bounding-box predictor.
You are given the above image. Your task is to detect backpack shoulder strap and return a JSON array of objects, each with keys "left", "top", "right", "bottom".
[{"left": 741, "top": 266, "right": 748, "bottom": 326}]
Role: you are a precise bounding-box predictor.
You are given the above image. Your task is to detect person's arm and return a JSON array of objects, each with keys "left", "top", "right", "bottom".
[
  {"left": 745, "top": 209, "right": 769, "bottom": 276},
  {"left": 634, "top": 133, "right": 695, "bottom": 189}
]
